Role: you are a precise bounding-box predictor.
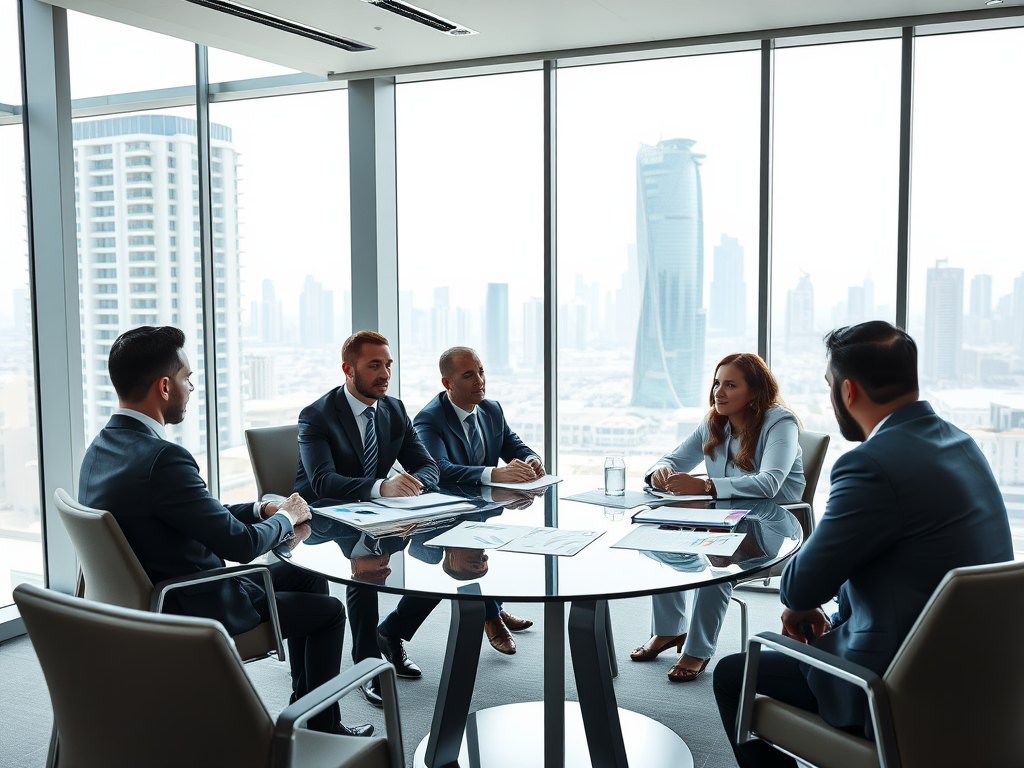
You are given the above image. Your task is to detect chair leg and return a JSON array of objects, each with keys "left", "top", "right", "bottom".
[
  {"left": 45, "top": 723, "right": 58, "bottom": 768},
  {"left": 730, "top": 596, "right": 748, "bottom": 651},
  {"left": 602, "top": 599, "right": 618, "bottom": 679}
]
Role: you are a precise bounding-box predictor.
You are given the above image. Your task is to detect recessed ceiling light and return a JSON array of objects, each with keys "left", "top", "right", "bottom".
[{"left": 360, "top": 0, "right": 478, "bottom": 36}]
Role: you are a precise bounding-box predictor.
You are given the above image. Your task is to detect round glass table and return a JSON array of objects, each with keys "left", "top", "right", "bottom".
[{"left": 285, "top": 481, "right": 804, "bottom": 768}]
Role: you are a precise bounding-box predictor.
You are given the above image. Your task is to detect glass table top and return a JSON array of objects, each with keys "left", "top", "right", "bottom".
[{"left": 284, "top": 479, "right": 804, "bottom": 603}]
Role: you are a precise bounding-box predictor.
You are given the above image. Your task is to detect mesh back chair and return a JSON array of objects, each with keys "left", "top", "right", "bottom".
[
  {"left": 737, "top": 559, "right": 1024, "bottom": 768},
  {"left": 246, "top": 424, "right": 301, "bottom": 499},
  {"left": 14, "top": 584, "right": 403, "bottom": 768},
  {"left": 54, "top": 488, "right": 284, "bottom": 663}
]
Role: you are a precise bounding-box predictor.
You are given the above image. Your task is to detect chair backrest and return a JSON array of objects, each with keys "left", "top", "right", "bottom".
[
  {"left": 54, "top": 488, "right": 153, "bottom": 610},
  {"left": 246, "top": 424, "right": 300, "bottom": 499},
  {"left": 14, "top": 583, "right": 273, "bottom": 768},
  {"left": 884, "top": 560, "right": 1024, "bottom": 768},
  {"left": 797, "top": 431, "right": 830, "bottom": 506}
]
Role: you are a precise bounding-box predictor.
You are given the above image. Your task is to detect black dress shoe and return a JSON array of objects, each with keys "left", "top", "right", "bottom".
[
  {"left": 376, "top": 628, "right": 422, "bottom": 679},
  {"left": 360, "top": 678, "right": 384, "bottom": 709},
  {"left": 333, "top": 722, "right": 374, "bottom": 737}
]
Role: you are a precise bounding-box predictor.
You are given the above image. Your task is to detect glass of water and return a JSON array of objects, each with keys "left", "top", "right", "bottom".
[{"left": 604, "top": 456, "right": 626, "bottom": 496}]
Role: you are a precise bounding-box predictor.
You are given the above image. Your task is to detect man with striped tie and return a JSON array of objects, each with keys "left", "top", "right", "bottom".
[{"left": 294, "top": 330, "right": 440, "bottom": 709}]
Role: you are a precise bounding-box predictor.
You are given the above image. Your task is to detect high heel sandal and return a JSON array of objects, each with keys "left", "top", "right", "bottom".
[
  {"left": 629, "top": 633, "right": 686, "bottom": 662},
  {"left": 667, "top": 656, "right": 711, "bottom": 682}
]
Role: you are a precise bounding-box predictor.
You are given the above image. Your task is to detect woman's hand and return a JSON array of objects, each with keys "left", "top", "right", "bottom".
[{"left": 658, "top": 472, "right": 708, "bottom": 496}]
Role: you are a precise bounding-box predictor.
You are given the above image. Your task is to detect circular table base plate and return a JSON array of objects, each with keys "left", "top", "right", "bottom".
[{"left": 413, "top": 701, "right": 693, "bottom": 768}]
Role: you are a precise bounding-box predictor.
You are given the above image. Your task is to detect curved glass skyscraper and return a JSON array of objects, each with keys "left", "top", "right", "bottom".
[{"left": 631, "top": 139, "right": 707, "bottom": 408}]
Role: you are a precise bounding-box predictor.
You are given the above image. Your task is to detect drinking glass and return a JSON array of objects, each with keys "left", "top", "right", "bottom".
[{"left": 604, "top": 456, "right": 626, "bottom": 496}]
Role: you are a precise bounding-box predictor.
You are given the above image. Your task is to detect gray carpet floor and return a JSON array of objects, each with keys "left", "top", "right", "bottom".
[{"left": 0, "top": 587, "right": 794, "bottom": 768}]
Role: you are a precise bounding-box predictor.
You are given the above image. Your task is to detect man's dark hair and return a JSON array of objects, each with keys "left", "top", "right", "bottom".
[
  {"left": 342, "top": 330, "right": 389, "bottom": 366},
  {"left": 824, "top": 321, "right": 918, "bottom": 404},
  {"left": 439, "top": 346, "right": 477, "bottom": 379},
  {"left": 108, "top": 326, "right": 186, "bottom": 402}
]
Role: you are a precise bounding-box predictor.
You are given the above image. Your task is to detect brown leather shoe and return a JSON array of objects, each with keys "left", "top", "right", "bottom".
[
  {"left": 484, "top": 616, "right": 516, "bottom": 654},
  {"left": 499, "top": 611, "right": 533, "bottom": 632}
]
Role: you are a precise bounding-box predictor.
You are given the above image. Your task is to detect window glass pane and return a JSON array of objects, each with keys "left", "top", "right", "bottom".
[
  {"left": 770, "top": 39, "right": 901, "bottom": 511},
  {"left": 0, "top": 0, "right": 20, "bottom": 104},
  {"left": 67, "top": 11, "right": 196, "bottom": 99},
  {"left": 557, "top": 53, "right": 760, "bottom": 479},
  {"left": 0, "top": 0, "right": 43, "bottom": 608},
  {"left": 211, "top": 90, "right": 350, "bottom": 504},
  {"left": 396, "top": 73, "right": 545, "bottom": 456},
  {"left": 73, "top": 105, "right": 211, "bottom": 480},
  {"left": 908, "top": 28, "right": 1024, "bottom": 556},
  {"left": 208, "top": 47, "right": 301, "bottom": 84}
]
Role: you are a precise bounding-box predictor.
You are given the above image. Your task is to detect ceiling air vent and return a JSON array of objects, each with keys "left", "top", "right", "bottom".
[
  {"left": 361, "top": 0, "right": 478, "bottom": 36},
  {"left": 183, "top": 0, "right": 375, "bottom": 51}
]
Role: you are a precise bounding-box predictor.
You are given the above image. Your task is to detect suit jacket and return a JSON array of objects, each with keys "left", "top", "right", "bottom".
[
  {"left": 79, "top": 414, "right": 292, "bottom": 636},
  {"left": 294, "top": 387, "right": 439, "bottom": 503},
  {"left": 781, "top": 400, "right": 1012, "bottom": 730},
  {"left": 413, "top": 392, "right": 538, "bottom": 484}
]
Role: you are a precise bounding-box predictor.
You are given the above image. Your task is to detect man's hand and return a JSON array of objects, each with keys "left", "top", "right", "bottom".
[
  {"left": 491, "top": 459, "right": 537, "bottom": 484},
  {"left": 380, "top": 472, "right": 424, "bottom": 497},
  {"left": 277, "top": 493, "right": 311, "bottom": 526},
  {"left": 527, "top": 457, "right": 545, "bottom": 478},
  {"left": 653, "top": 470, "right": 706, "bottom": 495},
  {"left": 781, "top": 607, "right": 831, "bottom": 643},
  {"left": 286, "top": 522, "right": 312, "bottom": 551}
]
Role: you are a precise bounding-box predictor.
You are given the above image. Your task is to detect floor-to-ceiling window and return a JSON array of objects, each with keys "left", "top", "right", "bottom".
[
  {"left": 0, "top": 0, "right": 43, "bottom": 608},
  {"left": 556, "top": 52, "right": 761, "bottom": 480},
  {"left": 908, "top": 27, "right": 1024, "bottom": 555},
  {"left": 395, "top": 72, "right": 545, "bottom": 453},
  {"left": 770, "top": 38, "right": 902, "bottom": 510}
]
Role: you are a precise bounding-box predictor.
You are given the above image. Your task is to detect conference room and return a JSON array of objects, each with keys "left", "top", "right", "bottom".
[{"left": 2, "top": 0, "right": 1024, "bottom": 766}]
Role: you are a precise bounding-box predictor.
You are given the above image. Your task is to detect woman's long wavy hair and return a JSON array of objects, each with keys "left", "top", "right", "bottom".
[{"left": 703, "top": 353, "right": 790, "bottom": 472}]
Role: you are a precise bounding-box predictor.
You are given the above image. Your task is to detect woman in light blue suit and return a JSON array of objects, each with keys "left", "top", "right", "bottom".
[{"left": 632, "top": 353, "right": 805, "bottom": 682}]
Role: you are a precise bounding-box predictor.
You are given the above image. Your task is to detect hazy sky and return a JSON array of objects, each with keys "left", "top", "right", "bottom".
[{"left": 2, "top": 9, "right": 1023, "bottom": 333}]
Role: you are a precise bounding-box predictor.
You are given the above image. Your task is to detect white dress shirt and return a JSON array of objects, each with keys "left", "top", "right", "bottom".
[
  {"left": 449, "top": 401, "right": 496, "bottom": 485},
  {"left": 342, "top": 385, "right": 385, "bottom": 498}
]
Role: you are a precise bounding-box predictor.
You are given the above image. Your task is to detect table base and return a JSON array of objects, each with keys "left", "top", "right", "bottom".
[{"left": 412, "top": 701, "right": 694, "bottom": 768}]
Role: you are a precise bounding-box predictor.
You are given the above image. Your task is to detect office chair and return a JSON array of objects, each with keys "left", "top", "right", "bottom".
[
  {"left": 736, "top": 560, "right": 1024, "bottom": 768},
  {"left": 246, "top": 424, "right": 301, "bottom": 499},
  {"left": 14, "top": 583, "right": 404, "bottom": 768}
]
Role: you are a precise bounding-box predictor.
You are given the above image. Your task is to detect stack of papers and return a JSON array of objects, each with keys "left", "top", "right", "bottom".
[
  {"left": 631, "top": 507, "right": 749, "bottom": 528},
  {"left": 423, "top": 521, "right": 603, "bottom": 557},
  {"left": 314, "top": 494, "right": 479, "bottom": 537}
]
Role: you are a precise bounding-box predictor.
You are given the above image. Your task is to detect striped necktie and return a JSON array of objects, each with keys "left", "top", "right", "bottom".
[
  {"left": 362, "top": 406, "right": 378, "bottom": 478},
  {"left": 465, "top": 412, "right": 485, "bottom": 465}
]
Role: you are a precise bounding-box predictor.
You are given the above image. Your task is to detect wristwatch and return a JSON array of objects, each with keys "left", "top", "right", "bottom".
[{"left": 704, "top": 478, "right": 716, "bottom": 497}]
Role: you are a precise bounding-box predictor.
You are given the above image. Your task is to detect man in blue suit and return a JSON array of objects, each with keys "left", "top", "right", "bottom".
[
  {"left": 713, "top": 321, "right": 1013, "bottom": 768},
  {"left": 413, "top": 346, "right": 542, "bottom": 653},
  {"left": 79, "top": 326, "right": 370, "bottom": 736}
]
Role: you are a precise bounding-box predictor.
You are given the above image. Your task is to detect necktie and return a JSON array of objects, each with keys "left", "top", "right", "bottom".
[
  {"left": 466, "top": 412, "right": 485, "bottom": 465},
  {"left": 362, "top": 407, "right": 378, "bottom": 478}
]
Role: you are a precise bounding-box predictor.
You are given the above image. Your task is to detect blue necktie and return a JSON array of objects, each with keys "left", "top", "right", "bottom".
[
  {"left": 362, "top": 407, "right": 378, "bottom": 478},
  {"left": 466, "top": 412, "right": 485, "bottom": 465}
]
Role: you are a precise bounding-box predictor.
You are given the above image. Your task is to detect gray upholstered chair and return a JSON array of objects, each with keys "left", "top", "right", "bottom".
[
  {"left": 246, "top": 424, "right": 301, "bottom": 499},
  {"left": 54, "top": 488, "right": 285, "bottom": 663},
  {"left": 736, "top": 559, "right": 1024, "bottom": 768},
  {"left": 14, "top": 583, "right": 403, "bottom": 768}
]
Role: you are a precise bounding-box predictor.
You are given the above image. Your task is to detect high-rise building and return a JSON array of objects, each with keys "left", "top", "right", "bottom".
[
  {"left": 1013, "top": 273, "right": 1024, "bottom": 356},
  {"left": 74, "top": 115, "right": 242, "bottom": 454},
  {"left": 785, "top": 272, "right": 815, "bottom": 349},
  {"left": 631, "top": 139, "right": 706, "bottom": 408},
  {"left": 246, "top": 354, "right": 276, "bottom": 400},
  {"left": 923, "top": 260, "right": 963, "bottom": 382},
  {"left": 968, "top": 274, "right": 993, "bottom": 345},
  {"left": 252, "top": 279, "right": 282, "bottom": 344},
  {"left": 12, "top": 288, "right": 29, "bottom": 341},
  {"left": 523, "top": 297, "right": 544, "bottom": 368},
  {"left": 299, "top": 275, "right": 334, "bottom": 347},
  {"left": 431, "top": 286, "right": 450, "bottom": 352},
  {"left": 485, "top": 282, "right": 509, "bottom": 372},
  {"left": 708, "top": 234, "right": 746, "bottom": 336}
]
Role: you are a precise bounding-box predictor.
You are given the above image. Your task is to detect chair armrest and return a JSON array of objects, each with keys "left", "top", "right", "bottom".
[
  {"left": 272, "top": 659, "right": 404, "bottom": 768},
  {"left": 151, "top": 564, "right": 286, "bottom": 662},
  {"left": 736, "top": 632, "right": 899, "bottom": 768}
]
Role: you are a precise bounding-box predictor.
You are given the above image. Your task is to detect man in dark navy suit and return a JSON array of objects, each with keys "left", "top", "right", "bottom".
[
  {"left": 79, "top": 326, "right": 370, "bottom": 736},
  {"left": 294, "top": 330, "right": 440, "bottom": 708},
  {"left": 413, "top": 346, "right": 541, "bottom": 654},
  {"left": 713, "top": 321, "right": 1013, "bottom": 768}
]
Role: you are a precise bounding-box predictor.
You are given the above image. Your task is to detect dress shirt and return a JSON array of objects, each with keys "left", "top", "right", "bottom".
[
  {"left": 449, "top": 401, "right": 495, "bottom": 485},
  {"left": 866, "top": 412, "right": 894, "bottom": 442},
  {"left": 113, "top": 407, "right": 287, "bottom": 526},
  {"left": 342, "top": 385, "right": 385, "bottom": 498}
]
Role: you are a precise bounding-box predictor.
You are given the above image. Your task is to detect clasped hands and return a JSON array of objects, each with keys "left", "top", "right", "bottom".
[
  {"left": 781, "top": 607, "right": 832, "bottom": 643},
  {"left": 491, "top": 457, "right": 545, "bottom": 484},
  {"left": 650, "top": 466, "right": 707, "bottom": 495}
]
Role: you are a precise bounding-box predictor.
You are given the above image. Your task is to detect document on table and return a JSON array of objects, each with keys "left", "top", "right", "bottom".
[
  {"left": 482, "top": 474, "right": 562, "bottom": 491},
  {"left": 314, "top": 501, "right": 477, "bottom": 533},
  {"left": 371, "top": 492, "right": 466, "bottom": 509},
  {"left": 611, "top": 525, "right": 746, "bottom": 557},
  {"left": 497, "top": 527, "right": 604, "bottom": 557},
  {"left": 631, "top": 507, "right": 749, "bottom": 528},
  {"left": 646, "top": 489, "right": 714, "bottom": 502},
  {"left": 563, "top": 489, "right": 662, "bottom": 509},
  {"left": 422, "top": 522, "right": 536, "bottom": 550}
]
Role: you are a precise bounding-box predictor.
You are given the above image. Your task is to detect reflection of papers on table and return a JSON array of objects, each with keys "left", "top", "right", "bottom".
[
  {"left": 482, "top": 475, "right": 562, "bottom": 491},
  {"left": 631, "top": 507, "right": 749, "bottom": 528},
  {"left": 612, "top": 525, "right": 746, "bottom": 557},
  {"left": 422, "top": 522, "right": 536, "bottom": 550},
  {"left": 371, "top": 492, "right": 466, "bottom": 509},
  {"left": 497, "top": 527, "right": 603, "bottom": 557},
  {"left": 315, "top": 501, "right": 476, "bottom": 536}
]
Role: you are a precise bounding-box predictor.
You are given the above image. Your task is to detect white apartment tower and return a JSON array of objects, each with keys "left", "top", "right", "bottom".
[{"left": 74, "top": 115, "right": 242, "bottom": 457}]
